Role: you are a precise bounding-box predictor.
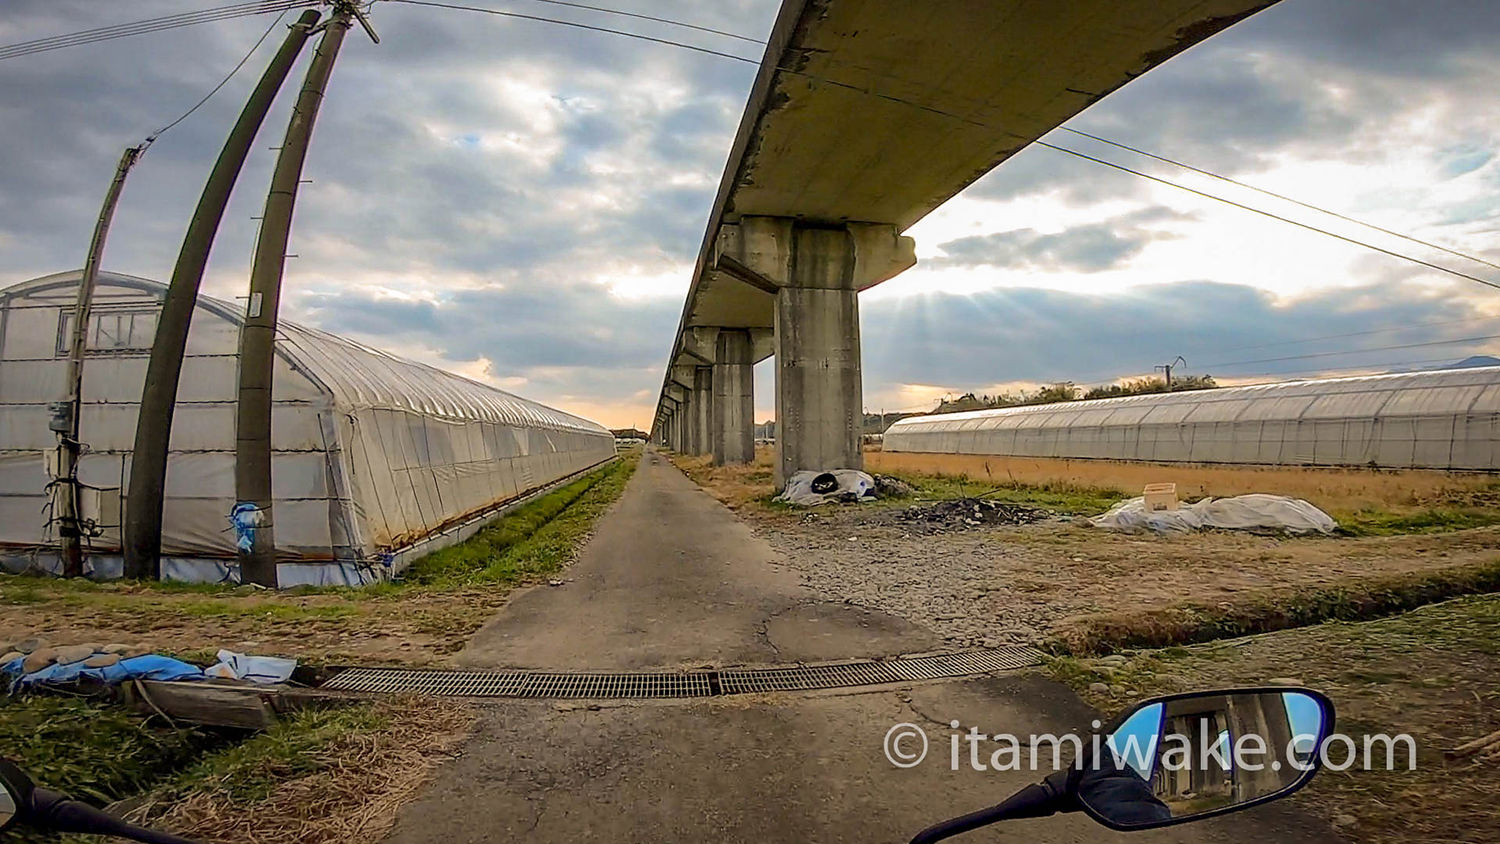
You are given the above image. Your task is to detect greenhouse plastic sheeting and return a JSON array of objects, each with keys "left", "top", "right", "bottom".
[
  {"left": 884, "top": 368, "right": 1500, "bottom": 471},
  {"left": 0, "top": 271, "right": 617, "bottom": 584},
  {"left": 1089, "top": 494, "right": 1338, "bottom": 535}
]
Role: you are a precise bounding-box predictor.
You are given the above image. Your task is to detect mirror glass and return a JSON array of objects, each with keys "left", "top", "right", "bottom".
[
  {"left": 0, "top": 778, "right": 15, "bottom": 830},
  {"left": 0, "top": 758, "right": 30, "bottom": 832},
  {"left": 1078, "top": 690, "right": 1330, "bottom": 829}
]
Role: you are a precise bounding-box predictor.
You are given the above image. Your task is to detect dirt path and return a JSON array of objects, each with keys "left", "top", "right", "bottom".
[
  {"left": 456, "top": 449, "right": 939, "bottom": 669},
  {"left": 385, "top": 451, "right": 1334, "bottom": 843}
]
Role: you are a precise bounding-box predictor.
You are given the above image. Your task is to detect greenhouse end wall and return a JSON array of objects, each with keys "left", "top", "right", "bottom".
[
  {"left": 883, "top": 368, "right": 1500, "bottom": 472},
  {"left": 0, "top": 271, "right": 617, "bottom": 586}
]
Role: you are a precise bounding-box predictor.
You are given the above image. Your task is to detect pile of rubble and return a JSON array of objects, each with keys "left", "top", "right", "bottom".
[{"left": 873, "top": 498, "right": 1051, "bottom": 534}]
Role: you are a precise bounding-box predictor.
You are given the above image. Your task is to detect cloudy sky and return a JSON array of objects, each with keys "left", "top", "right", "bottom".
[{"left": 3, "top": 0, "right": 1500, "bottom": 428}]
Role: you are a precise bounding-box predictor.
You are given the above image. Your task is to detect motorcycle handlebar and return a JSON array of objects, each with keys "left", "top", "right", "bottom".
[{"left": 30, "top": 788, "right": 200, "bottom": 844}]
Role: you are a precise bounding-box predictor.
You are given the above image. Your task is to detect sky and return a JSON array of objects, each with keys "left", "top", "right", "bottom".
[{"left": 3, "top": 0, "right": 1500, "bottom": 429}]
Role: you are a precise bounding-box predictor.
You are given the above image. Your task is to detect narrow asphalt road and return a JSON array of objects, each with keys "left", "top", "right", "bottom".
[{"left": 386, "top": 451, "right": 1335, "bottom": 843}]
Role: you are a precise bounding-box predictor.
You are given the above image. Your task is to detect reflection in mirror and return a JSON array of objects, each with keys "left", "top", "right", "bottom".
[
  {"left": 0, "top": 758, "right": 30, "bottom": 832},
  {"left": 1080, "top": 691, "right": 1329, "bottom": 829},
  {"left": 0, "top": 778, "right": 16, "bottom": 831}
]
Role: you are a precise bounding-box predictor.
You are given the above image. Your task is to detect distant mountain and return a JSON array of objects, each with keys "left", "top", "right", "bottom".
[
  {"left": 1440, "top": 355, "right": 1500, "bottom": 369},
  {"left": 1386, "top": 355, "right": 1500, "bottom": 374}
]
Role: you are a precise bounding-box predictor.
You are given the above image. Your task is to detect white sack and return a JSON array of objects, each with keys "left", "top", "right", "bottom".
[
  {"left": 205, "top": 649, "right": 298, "bottom": 684},
  {"left": 1090, "top": 493, "right": 1337, "bottom": 535},
  {"left": 776, "top": 469, "right": 876, "bottom": 506}
]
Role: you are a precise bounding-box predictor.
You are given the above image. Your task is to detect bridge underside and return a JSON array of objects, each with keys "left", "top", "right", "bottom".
[{"left": 654, "top": 0, "right": 1281, "bottom": 486}]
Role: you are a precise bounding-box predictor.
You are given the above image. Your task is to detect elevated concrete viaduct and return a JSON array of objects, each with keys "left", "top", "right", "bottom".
[{"left": 652, "top": 0, "right": 1282, "bottom": 487}]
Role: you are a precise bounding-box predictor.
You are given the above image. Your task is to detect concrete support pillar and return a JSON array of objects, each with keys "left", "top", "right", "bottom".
[
  {"left": 692, "top": 366, "right": 713, "bottom": 456},
  {"left": 712, "top": 330, "right": 755, "bottom": 465},
  {"left": 712, "top": 216, "right": 913, "bottom": 489},
  {"left": 775, "top": 226, "right": 862, "bottom": 488}
]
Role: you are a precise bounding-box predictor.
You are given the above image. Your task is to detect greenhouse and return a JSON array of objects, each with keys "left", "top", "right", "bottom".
[
  {"left": 884, "top": 367, "right": 1500, "bottom": 472},
  {"left": 0, "top": 271, "right": 617, "bottom": 586}
]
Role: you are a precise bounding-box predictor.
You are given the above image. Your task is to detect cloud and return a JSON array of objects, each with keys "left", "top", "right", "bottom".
[
  {"left": 292, "top": 279, "right": 683, "bottom": 420},
  {"left": 930, "top": 207, "right": 1191, "bottom": 272},
  {"left": 5, "top": 0, "right": 1500, "bottom": 431},
  {"left": 860, "top": 280, "right": 1500, "bottom": 399}
]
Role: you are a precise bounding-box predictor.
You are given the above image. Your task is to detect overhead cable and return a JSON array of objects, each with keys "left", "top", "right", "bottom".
[{"left": 0, "top": 1, "right": 315, "bottom": 61}]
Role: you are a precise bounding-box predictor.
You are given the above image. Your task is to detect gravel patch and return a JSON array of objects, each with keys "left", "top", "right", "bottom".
[{"left": 759, "top": 508, "right": 1058, "bottom": 648}]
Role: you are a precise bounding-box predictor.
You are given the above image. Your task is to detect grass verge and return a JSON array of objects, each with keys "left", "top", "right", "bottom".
[
  {"left": 1043, "top": 595, "right": 1500, "bottom": 844},
  {"left": 399, "top": 454, "right": 635, "bottom": 588},
  {"left": 0, "top": 696, "right": 225, "bottom": 828},
  {"left": 1046, "top": 558, "right": 1500, "bottom": 655},
  {"left": 128, "top": 695, "right": 473, "bottom": 844},
  {"left": 0, "top": 452, "right": 639, "bottom": 666},
  {"left": 0, "top": 693, "right": 474, "bottom": 844}
]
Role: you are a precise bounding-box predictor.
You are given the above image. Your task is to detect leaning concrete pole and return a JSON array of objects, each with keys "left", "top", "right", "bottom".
[
  {"left": 57, "top": 144, "right": 146, "bottom": 577},
  {"left": 235, "top": 9, "right": 354, "bottom": 587},
  {"left": 124, "top": 10, "right": 322, "bottom": 582}
]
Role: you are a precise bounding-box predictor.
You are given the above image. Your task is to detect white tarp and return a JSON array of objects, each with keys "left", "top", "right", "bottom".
[
  {"left": 776, "top": 469, "right": 876, "bottom": 506},
  {"left": 1089, "top": 493, "right": 1338, "bottom": 535}
]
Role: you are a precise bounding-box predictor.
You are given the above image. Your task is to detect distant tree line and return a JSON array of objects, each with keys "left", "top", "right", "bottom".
[{"left": 931, "top": 374, "right": 1217, "bottom": 415}]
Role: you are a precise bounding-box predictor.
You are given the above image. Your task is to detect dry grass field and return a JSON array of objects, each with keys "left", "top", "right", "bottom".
[{"left": 867, "top": 449, "right": 1499, "bottom": 517}]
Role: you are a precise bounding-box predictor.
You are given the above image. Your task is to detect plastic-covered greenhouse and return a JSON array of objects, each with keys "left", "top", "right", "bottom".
[
  {"left": 0, "top": 271, "right": 616, "bottom": 585},
  {"left": 884, "top": 367, "right": 1500, "bottom": 471}
]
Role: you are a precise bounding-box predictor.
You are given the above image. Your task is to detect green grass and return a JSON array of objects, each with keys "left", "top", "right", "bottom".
[
  {"left": 150, "top": 703, "right": 385, "bottom": 806},
  {"left": 1046, "top": 557, "right": 1500, "bottom": 655},
  {"left": 400, "top": 455, "right": 636, "bottom": 588},
  {"left": 1043, "top": 595, "right": 1500, "bottom": 843},
  {"left": 0, "top": 695, "right": 384, "bottom": 843},
  {"left": 1337, "top": 506, "right": 1500, "bottom": 536},
  {"left": 0, "top": 696, "right": 230, "bottom": 842},
  {"left": 883, "top": 470, "right": 1124, "bottom": 514}
]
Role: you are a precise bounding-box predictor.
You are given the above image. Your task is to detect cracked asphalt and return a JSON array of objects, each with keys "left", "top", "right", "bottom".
[{"left": 384, "top": 451, "right": 1335, "bottom": 843}]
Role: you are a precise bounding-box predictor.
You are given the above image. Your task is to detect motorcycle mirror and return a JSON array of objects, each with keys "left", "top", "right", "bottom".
[
  {"left": 1077, "top": 687, "right": 1335, "bottom": 831},
  {"left": 0, "top": 758, "right": 34, "bottom": 832}
]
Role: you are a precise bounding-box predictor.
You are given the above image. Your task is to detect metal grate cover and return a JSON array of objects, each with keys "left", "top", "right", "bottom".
[{"left": 322, "top": 646, "right": 1042, "bottom": 700}]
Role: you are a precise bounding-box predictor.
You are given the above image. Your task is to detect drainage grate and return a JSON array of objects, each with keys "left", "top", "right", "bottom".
[
  {"left": 323, "top": 668, "right": 714, "bottom": 699},
  {"left": 321, "top": 646, "right": 1042, "bottom": 700}
]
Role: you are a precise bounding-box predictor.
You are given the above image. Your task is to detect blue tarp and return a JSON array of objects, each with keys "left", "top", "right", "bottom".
[{"left": 3, "top": 654, "right": 204, "bottom": 692}]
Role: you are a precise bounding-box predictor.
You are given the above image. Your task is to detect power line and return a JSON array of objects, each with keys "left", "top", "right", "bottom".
[
  {"left": 1202, "top": 332, "right": 1500, "bottom": 370},
  {"left": 1059, "top": 126, "right": 1500, "bottom": 274},
  {"left": 1213, "top": 312, "right": 1500, "bottom": 354},
  {"left": 389, "top": 1, "right": 1500, "bottom": 295},
  {"left": 386, "top": 0, "right": 760, "bottom": 65},
  {"left": 1224, "top": 354, "right": 1494, "bottom": 382},
  {"left": 1029, "top": 139, "right": 1500, "bottom": 293},
  {"left": 0, "top": 1, "right": 316, "bottom": 62},
  {"left": 145, "top": 9, "right": 291, "bottom": 143},
  {"left": 518, "top": 0, "right": 761, "bottom": 44},
  {"left": 20, "top": 0, "right": 1496, "bottom": 301}
]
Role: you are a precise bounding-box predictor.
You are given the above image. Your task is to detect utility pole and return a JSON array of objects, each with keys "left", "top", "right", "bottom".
[
  {"left": 1156, "top": 355, "right": 1187, "bottom": 389},
  {"left": 55, "top": 144, "right": 146, "bottom": 577},
  {"left": 235, "top": 2, "right": 376, "bottom": 587},
  {"left": 124, "top": 9, "right": 322, "bottom": 582}
]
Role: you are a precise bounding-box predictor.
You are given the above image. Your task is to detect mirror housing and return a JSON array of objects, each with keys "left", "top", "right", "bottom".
[
  {"left": 1075, "top": 687, "right": 1335, "bottom": 832},
  {"left": 0, "top": 758, "right": 34, "bottom": 832}
]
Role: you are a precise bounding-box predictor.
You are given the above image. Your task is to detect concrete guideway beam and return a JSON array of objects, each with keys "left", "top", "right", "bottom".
[{"left": 650, "top": 0, "right": 1284, "bottom": 466}]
